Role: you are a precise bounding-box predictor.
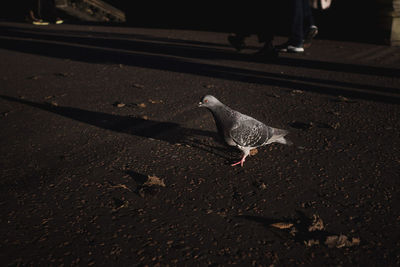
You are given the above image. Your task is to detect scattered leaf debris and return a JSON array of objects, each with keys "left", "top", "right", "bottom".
[
  {"left": 330, "top": 122, "right": 341, "bottom": 130},
  {"left": 148, "top": 99, "right": 163, "bottom": 104},
  {"left": 304, "top": 239, "right": 320, "bottom": 247},
  {"left": 47, "top": 101, "right": 58, "bottom": 107},
  {"left": 137, "top": 175, "right": 166, "bottom": 198},
  {"left": 259, "top": 183, "right": 267, "bottom": 190},
  {"left": 266, "top": 214, "right": 360, "bottom": 249},
  {"left": 132, "top": 83, "right": 145, "bottom": 88},
  {"left": 325, "top": 235, "right": 360, "bottom": 248},
  {"left": 28, "top": 75, "right": 41, "bottom": 80},
  {"left": 113, "top": 101, "right": 126, "bottom": 108},
  {"left": 308, "top": 214, "right": 325, "bottom": 232},
  {"left": 54, "top": 72, "right": 69, "bottom": 77},
  {"left": 338, "top": 95, "right": 350, "bottom": 102},
  {"left": 111, "top": 198, "right": 129, "bottom": 212},
  {"left": 337, "top": 95, "right": 356, "bottom": 103},
  {"left": 143, "top": 175, "right": 166, "bottom": 187},
  {"left": 270, "top": 222, "right": 294, "bottom": 229},
  {"left": 291, "top": 89, "right": 304, "bottom": 95},
  {"left": 110, "top": 184, "right": 132, "bottom": 191}
]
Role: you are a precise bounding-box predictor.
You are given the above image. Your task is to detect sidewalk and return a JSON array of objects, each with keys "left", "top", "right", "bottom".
[{"left": 0, "top": 21, "right": 399, "bottom": 266}]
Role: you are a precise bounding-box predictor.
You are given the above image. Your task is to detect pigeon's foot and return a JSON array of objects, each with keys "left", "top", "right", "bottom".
[
  {"left": 231, "top": 156, "right": 247, "bottom": 167},
  {"left": 231, "top": 160, "right": 242, "bottom": 167}
]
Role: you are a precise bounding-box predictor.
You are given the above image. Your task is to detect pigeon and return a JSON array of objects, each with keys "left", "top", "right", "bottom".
[{"left": 198, "top": 95, "right": 292, "bottom": 167}]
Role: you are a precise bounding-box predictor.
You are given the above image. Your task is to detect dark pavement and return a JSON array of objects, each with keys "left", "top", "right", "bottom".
[{"left": 0, "top": 21, "right": 399, "bottom": 266}]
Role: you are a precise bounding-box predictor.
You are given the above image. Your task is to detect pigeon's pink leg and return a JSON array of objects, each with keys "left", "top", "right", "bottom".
[{"left": 231, "top": 154, "right": 247, "bottom": 167}]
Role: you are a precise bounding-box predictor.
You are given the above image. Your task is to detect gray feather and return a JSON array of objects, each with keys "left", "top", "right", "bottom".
[
  {"left": 230, "top": 120, "right": 272, "bottom": 147},
  {"left": 199, "top": 95, "right": 292, "bottom": 150}
]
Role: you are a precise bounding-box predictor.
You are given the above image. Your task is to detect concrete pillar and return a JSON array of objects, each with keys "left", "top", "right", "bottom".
[{"left": 377, "top": 0, "right": 400, "bottom": 46}]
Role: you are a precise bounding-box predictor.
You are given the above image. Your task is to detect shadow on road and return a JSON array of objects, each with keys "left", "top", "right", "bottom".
[
  {"left": 0, "top": 24, "right": 399, "bottom": 104},
  {"left": 0, "top": 95, "right": 234, "bottom": 161}
]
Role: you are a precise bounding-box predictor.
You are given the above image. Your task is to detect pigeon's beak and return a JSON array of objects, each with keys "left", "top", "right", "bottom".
[{"left": 198, "top": 101, "right": 204, "bottom": 107}]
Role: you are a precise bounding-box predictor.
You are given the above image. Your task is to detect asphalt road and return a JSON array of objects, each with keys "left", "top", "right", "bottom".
[{"left": 0, "top": 21, "right": 400, "bottom": 266}]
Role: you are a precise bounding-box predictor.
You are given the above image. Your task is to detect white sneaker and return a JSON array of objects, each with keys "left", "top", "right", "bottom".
[
  {"left": 287, "top": 45, "right": 304, "bottom": 53},
  {"left": 32, "top": 19, "right": 49, "bottom": 26},
  {"left": 276, "top": 42, "right": 304, "bottom": 53}
]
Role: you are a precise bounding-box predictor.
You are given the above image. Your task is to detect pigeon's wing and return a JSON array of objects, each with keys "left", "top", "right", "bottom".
[{"left": 229, "top": 119, "right": 272, "bottom": 147}]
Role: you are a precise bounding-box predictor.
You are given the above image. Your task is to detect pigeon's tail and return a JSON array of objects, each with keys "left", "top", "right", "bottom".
[
  {"left": 268, "top": 128, "right": 293, "bottom": 146},
  {"left": 275, "top": 136, "right": 293, "bottom": 146}
]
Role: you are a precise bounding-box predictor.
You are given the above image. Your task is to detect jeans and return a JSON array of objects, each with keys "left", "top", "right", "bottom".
[{"left": 291, "top": 0, "right": 315, "bottom": 45}]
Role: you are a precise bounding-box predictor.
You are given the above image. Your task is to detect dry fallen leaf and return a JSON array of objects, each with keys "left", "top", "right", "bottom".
[
  {"left": 148, "top": 99, "right": 163, "bottom": 104},
  {"left": 28, "top": 75, "right": 41, "bottom": 80},
  {"left": 291, "top": 89, "right": 304, "bottom": 94},
  {"left": 308, "top": 214, "right": 325, "bottom": 232},
  {"left": 338, "top": 95, "right": 350, "bottom": 102},
  {"left": 270, "top": 222, "right": 294, "bottom": 229},
  {"left": 132, "top": 83, "right": 145, "bottom": 88},
  {"left": 324, "top": 235, "right": 360, "bottom": 248},
  {"left": 110, "top": 184, "right": 132, "bottom": 191},
  {"left": 113, "top": 101, "right": 125, "bottom": 108},
  {"left": 330, "top": 122, "right": 341, "bottom": 130},
  {"left": 304, "top": 239, "right": 320, "bottom": 247},
  {"left": 111, "top": 200, "right": 129, "bottom": 212},
  {"left": 259, "top": 183, "right": 267, "bottom": 190},
  {"left": 351, "top": 237, "right": 361, "bottom": 246},
  {"left": 143, "top": 175, "right": 166, "bottom": 187}
]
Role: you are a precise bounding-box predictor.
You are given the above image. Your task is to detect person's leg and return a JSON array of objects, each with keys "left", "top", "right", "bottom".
[
  {"left": 303, "top": 0, "right": 318, "bottom": 48},
  {"left": 303, "top": 0, "right": 315, "bottom": 28},
  {"left": 227, "top": 6, "right": 252, "bottom": 51},
  {"left": 276, "top": 0, "right": 305, "bottom": 52},
  {"left": 49, "top": 0, "right": 64, "bottom": 24},
  {"left": 27, "top": 0, "right": 50, "bottom": 25},
  {"left": 228, "top": 32, "right": 249, "bottom": 52},
  {"left": 290, "top": 0, "right": 304, "bottom": 46},
  {"left": 253, "top": 3, "right": 278, "bottom": 58}
]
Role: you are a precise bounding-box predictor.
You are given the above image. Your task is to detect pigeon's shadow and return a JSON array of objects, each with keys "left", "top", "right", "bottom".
[
  {"left": 125, "top": 170, "right": 154, "bottom": 197},
  {"left": 0, "top": 95, "right": 232, "bottom": 159},
  {"left": 125, "top": 170, "right": 148, "bottom": 185},
  {"left": 288, "top": 121, "right": 333, "bottom": 130}
]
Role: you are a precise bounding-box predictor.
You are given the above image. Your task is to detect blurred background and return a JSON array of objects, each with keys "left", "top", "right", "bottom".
[{"left": 1, "top": 0, "right": 399, "bottom": 45}]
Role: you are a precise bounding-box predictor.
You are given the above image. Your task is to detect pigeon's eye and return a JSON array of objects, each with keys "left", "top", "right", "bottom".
[{"left": 204, "top": 99, "right": 209, "bottom": 103}]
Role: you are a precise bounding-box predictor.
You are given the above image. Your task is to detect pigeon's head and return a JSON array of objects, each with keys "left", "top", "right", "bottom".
[{"left": 198, "top": 95, "right": 221, "bottom": 108}]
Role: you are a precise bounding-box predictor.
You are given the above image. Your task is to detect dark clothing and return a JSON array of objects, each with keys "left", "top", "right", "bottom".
[
  {"left": 28, "top": 0, "right": 58, "bottom": 20},
  {"left": 229, "top": 2, "right": 288, "bottom": 45},
  {"left": 290, "top": 0, "right": 315, "bottom": 45}
]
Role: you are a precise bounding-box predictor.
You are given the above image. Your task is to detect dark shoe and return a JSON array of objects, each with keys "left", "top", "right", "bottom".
[
  {"left": 255, "top": 43, "right": 279, "bottom": 58},
  {"left": 304, "top": 25, "right": 318, "bottom": 48},
  {"left": 228, "top": 34, "right": 246, "bottom": 52}
]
